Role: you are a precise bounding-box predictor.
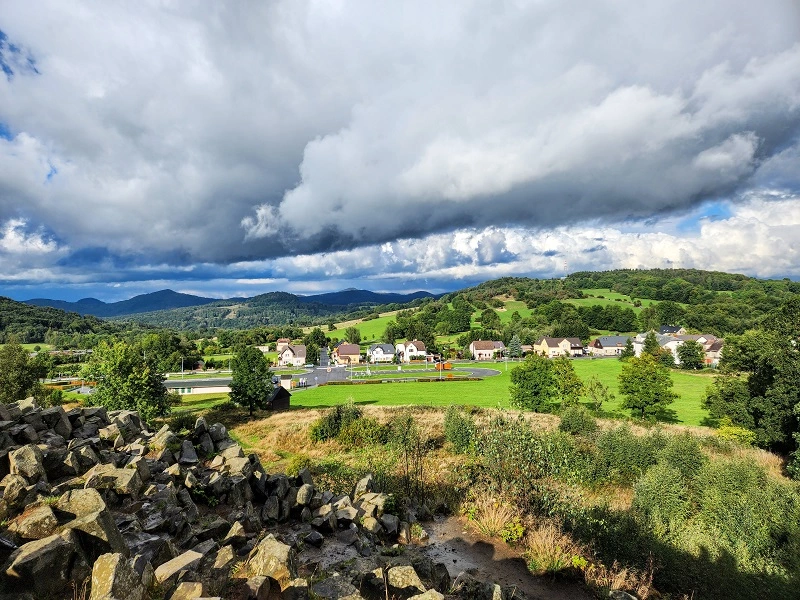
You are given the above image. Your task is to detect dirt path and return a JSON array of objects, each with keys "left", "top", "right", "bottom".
[{"left": 422, "top": 516, "right": 592, "bottom": 600}]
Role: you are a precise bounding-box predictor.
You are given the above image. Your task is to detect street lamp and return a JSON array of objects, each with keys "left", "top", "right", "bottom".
[{"left": 181, "top": 356, "right": 184, "bottom": 379}]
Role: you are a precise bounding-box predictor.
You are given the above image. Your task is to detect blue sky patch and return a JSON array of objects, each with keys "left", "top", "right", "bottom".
[
  {"left": 676, "top": 201, "right": 734, "bottom": 233},
  {"left": 0, "top": 29, "right": 39, "bottom": 79}
]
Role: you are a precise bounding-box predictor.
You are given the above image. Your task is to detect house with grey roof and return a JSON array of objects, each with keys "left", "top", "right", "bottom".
[
  {"left": 368, "top": 343, "right": 396, "bottom": 363},
  {"left": 589, "top": 335, "right": 632, "bottom": 356},
  {"left": 279, "top": 344, "right": 307, "bottom": 367}
]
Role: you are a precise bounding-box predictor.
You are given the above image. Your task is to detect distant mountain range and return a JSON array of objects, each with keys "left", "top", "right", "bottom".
[
  {"left": 24, "top": 288, "right": 436, "bottom": 319},
  {"left": 25, "top": 289, "right": 219, "bottom": 318}
]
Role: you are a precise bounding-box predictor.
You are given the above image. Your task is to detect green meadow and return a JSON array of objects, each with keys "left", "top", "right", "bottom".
[{"left": 176, "top": 358, "right": 714, "bottom": 426}]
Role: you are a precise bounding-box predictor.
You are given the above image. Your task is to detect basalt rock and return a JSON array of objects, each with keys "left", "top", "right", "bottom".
[{"left": 0, "top": 404, "right": 412, "bottom": 600}]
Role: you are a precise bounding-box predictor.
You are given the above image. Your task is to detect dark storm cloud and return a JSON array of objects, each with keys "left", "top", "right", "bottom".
[{"left": 0, "top": 0, "right": 797, "bottom": 290}]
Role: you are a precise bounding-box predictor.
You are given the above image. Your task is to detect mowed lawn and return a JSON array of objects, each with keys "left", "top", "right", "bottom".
[
  {"left": 174, "top": 359, "right": 714, "bottom": 426},
  {"left": 572, "top": 359, "right": 714, "bottom": 425},
  {"left": 265, "top": 360, "right": 713, "bottom": 424}
]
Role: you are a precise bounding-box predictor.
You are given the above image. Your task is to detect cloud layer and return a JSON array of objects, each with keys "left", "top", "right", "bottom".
[{"left": 0, "top": 1, "right": 799, "bottom": 298}]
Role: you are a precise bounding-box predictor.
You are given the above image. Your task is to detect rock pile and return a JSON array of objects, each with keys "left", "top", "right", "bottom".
[{"left": 0, "top": 399, "right": 519, "bottom": 599}]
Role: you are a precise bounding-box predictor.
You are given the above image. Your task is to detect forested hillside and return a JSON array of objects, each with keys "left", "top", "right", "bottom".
[
  {"left": 112, "top": 291, "right": 434, "bottom": 329},
  {"left": 0, "top": 297, "right": 126, "bottom": 343}
]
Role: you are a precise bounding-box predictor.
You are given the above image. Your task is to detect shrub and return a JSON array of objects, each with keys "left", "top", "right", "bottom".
[
  {"left": 633, "top": 463, "right": 690, "bottom": 538},
  {"left": 286, "top": 454, "right": 313, "bottom": 477},
  {"left": 716, "top": 417, "right": 757, "bottom": 446},
  {"left": 657, "top": 432, "right": 705, "bottom": 480},
  {"left": 694, "top": 458, "right": 800, "bottom": 572},
  {"left": 309, "top": 401, "right": 363, "bottom": 442},
  {"left": 479, "top": 414, "right": 591, "bottom": 503},
  {"left": 559, "top": 405, "right": 597, "bottom": 436},
  {"left": 444, "top": 405, "right": 476, "bottom": 453},
  {"left": 337, "top": 417, "right": 388, "bottom": 448},
  {"left": 312, "top": 458, "right": 360, "bottom": 496},
  {"left": 500, "top": 516, "right": 525, "bottom": 544},
  {"left": 592, "top": 425, "right": 665, "bottom": 485},
  {"left": 169, "top": 412, "right": 197, "bottom": 434}
]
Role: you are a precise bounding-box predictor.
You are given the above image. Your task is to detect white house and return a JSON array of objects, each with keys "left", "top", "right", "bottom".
[
  {"left": 368, "top": 343, "right": 396, "bottom": 363},
  {"left": 469, "top": 340, "right": 503, "bottom": 360},
  {"left": 589, "top": 336, "right": 632, "bottom": 357},
  {"left": 396, "top": 340, "right": 427, "bottom": 363},
  {"left": 279, "top": 344, "right": 307, "bottom": 367}
]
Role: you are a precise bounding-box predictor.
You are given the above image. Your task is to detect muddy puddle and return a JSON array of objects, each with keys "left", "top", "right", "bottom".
[{"left": 421, "top": 516, "right": 592, "bottom": 600}]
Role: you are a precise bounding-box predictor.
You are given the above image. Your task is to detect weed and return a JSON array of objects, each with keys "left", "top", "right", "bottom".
[
  {"left": 444, "top": 405, "right": 475, "bottom": 453},
  {"left": 500, "top": 516, "right": 525, "bottom": 544},
  {"left": 286, "top": 453, "right": 313, "bottom": 477},
  {"left": 309, "top": 400, "right": 362, "bottom": 442},
  {"left": 558, "top": 405, "right": 597, "bottom": 436},
  {"left": 169, "top": 412, "right": 197, "bottom": 433}
]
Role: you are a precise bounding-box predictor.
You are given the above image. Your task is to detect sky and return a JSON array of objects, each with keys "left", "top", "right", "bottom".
[{"left": 1, "top": 1, "right": 799, "bottom": 303}]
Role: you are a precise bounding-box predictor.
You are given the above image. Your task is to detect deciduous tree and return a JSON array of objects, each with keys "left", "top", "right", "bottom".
[
  {"left": 229, "top": 346, "right": 274, "bottom": 417},
  {"left": 509, "top": 354, "right": 556, "bottom": 412},
  {"left": 618, "top": 353, "right": 678, "bottom": 419},
  {"left": 345, "top": 326, "right": 362, "bottom": 345},
  {"left": 677, "top": 340, "right": 704, "bottom": 370},
  {"left": 553, "top": 356, "right": 584, "bottom": 407},
  {"left": 619, "top": 338, "right": 635, "bottom": 361},
  {"left": 81, "top": 340, "right": 173, "bottom": 423},
  {"left": 0, "top": 340, "right": 43, "bottom": 404}
]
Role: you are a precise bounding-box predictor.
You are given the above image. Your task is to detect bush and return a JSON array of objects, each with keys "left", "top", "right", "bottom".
[
  {"left": 657, "top": 432, "right": 705, "bottom": 480},
  {"left": 558, "top": 405, "right": 597, "bottom": 436},
  {"left": 500, "top": 516, "right": 525, "bottom": 543},
  {"left": 337, "top": 417, "right": 389, "bottom": 448},
  {"left": 309, "top": 401, "right": 363, "bottom": 442},
  {"left": 716, "top": 417, "right": 757, "bottom": 446},
  {"left": 591, "top": 425, "right": 666, "bottom": 485},
  {"left": 169, "top": 412, "right": 197, "bottom": 434},
  {"left": 286, "top": 454, "right": 313, "bottom": 477},
  {"left": 694, "top": 458, "right": 800, "bottom": 571},
  {"left": 633, "top": 463, "right": 690, "bottom": 538},
  {"left": 479, "top": 415, "right": 591, "bottom": 504},
  {"left": 444, "top": 405, "right": 476, "bottom": 453}
]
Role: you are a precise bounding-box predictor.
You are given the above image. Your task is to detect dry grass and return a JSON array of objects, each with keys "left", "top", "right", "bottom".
[
  {"left": 523, "top": 519, "right": 584, "bottom": 576},
  {"left": 727, "top": 444, "right": 786, "bottom": 479},
  {"left": 583, "top": 556, "right": 656, "bottom": 599},
  {"left": 582, "top": 484, "right": 635, "bottom": 511},
  {"left": 466, "top": 494, "right": 518, "bottom": 538}
]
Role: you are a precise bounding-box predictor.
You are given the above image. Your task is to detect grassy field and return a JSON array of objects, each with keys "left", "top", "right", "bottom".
[
  {"left": 572, "top": 359, "right": 714, "bottom": 425},
  {"left": 496, "top": 300, "right": 535, "bottom": 323},
  {"left": 0, "top": 343, "right": 54, "bottom": 351},
  {"left": 319, "top": 311, "right": 404, "bottom": 345},
  {"left": 564, "top": 288, "right": 651, "bottom": 313},
  {"left": 176, "top": 359, "right": 714, "bottom": 426},
  {"left": 172, "top": 393, "right": 230, "bottom": 415}
]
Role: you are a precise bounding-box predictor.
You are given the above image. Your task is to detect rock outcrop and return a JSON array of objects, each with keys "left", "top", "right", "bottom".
[{"left": 0, "top": 398, "right": 516, "bottom": 599}]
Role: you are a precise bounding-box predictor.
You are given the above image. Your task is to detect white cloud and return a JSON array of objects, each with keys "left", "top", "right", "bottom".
[{"left": 0, "top": 1, "right": 797, "bottom": 294}]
